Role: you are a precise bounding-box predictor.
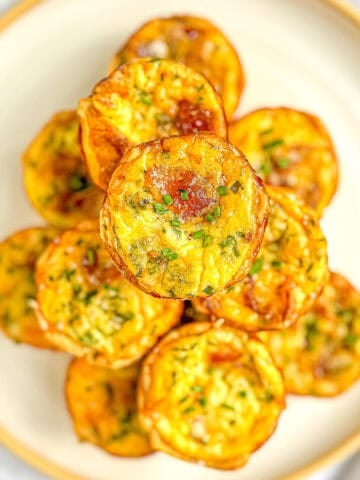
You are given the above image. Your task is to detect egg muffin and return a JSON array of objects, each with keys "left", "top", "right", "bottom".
[
  {"left": 100, "top": 133, "right": 269, "bottom": 299},
  {"left": 261, "top": 272, "right": 360, "bottom": 396},
  {"left": 36, "top": 221, "right": 183, "bottom": 367},
  {"left": 229, "top": 107, "right": 338, "bottom": 216},
  {"left": 138, "top": 322, "right": 285, "bottom": 469},
  {"left": 78, "top": 58, "right": 227, "bottom": 190},
  {"left": 66, "top": 358, "right": 152, "bottom": 456},
  {"left": 23, "top": 111, "right": 104, "bottom": 228},
  {"left": 109, "top": 15, "right": 244, "bottom": 118},
  {"left": 193, "top": 186, "right": 328, "bottom": 330},
  {"left": 0, "top": 227, "right": 59, "bottom": 348}
]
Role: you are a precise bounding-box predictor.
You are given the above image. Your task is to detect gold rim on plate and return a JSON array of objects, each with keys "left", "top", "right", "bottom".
[{"left": 0, "top": 0, "right": 359, "bottom": 478}]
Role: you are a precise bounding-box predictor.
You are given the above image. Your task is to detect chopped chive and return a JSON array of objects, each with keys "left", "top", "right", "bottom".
[
  {"left": 236, "top": 231, "right": 245, "bottom": 238},
  {"left": 85, "top": 248, "right": 96, "bottom": 266},
  {"left": 191, "top": 385, "right": 204, "bottom": 393},
  {"left": 69, "top": 174, "right": 89, "bottom": 192},
  {"left": 277, "top": 157, "right": 290, "bottom": 169},
  {"left": 202, "top": 235, "right": 212, "bottom": 248},
  {"left": 179, "top": 395, "right": 189, "bottom": 404},
  {"left": 198, "top": 397, "right": 207, "bottom": 407},
  {"left": 205, "top": 213, "right": 214, "bottom": 223},
  {"left": 260, "top": 158, "right": 273, "bottom": 176},
  {"left": 263, "top": 139, "right": 284, "bottom": 150},
  {"left": 162, "top": 193, "right": 173, "bottom": 205},
  {"left": 170, "top": 218, "right": 181, "bottom": 227},
  {"left": 238, "top": 391, "right": 247, "bottom": 398},
  {"left": 217, "top": 185, "right": 227, "bottom": 196},
  {"left": 203, "top": 285, "right": 215, "bottom": 295},
  {"left": 140, "top": 94, "right": 151, "bottom": 106},
  {"left": 271, "top": 260, "right": 282, "bottom": 268},
  {"left": 183, "top": 406, "right": 195, "bottom": 414},
  {"left": 213, "top": 206, "right": 221, "bottom": 218},
  {"left": 249, "top": 258, "right": 263, "bottom": 275},
  {"left": 260, "top": 127, "right": 274, "bottom": 135},
  {"left": 192, "top": 230, "right": 205, "bottom": 239},
  {"left": 230, "top": 180, "right": 241, "bottom": 193},
  {"left": 221, "top": 403, "right": 235, "bottom": 411},
  {"left": 344, "top": 333, "right": 358, "bottom": 348},
  {"left": 180, "top": 190, "right": 188, "bottom": 201},
  {"left": 161, "top": 248, "right": 178, "bottom": 261},
  {"left": 153, "top": 202, "right": 168, "bottom": 214}
]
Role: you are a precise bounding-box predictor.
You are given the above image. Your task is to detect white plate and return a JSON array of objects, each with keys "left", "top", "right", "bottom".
[{"left": 0, "top": 0, "right": 360, "bottom": 479}]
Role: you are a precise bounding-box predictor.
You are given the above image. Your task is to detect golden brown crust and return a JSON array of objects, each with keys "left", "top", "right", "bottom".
[
  {"left": 138, "top": 322, "right": 285, "bottom": 469},
  {"left": 36, "top": 221, "right": 183, "bottom": 367},
  {"left": 23, "top": 111, "right": 104, "bottom": 228},
  {"left": 65, "top": 358, "right": 153, "bottom": 457},
  {"left": 192, "top": 186, "right": 329, "bottom": 330},
  {"left": 0, "top": 227, "right": 59, "bottom": 348},
  {"left": 100, "top": 133, "right": 269, "bottom": 299},
  {"left": 229, "top": 107, "right": 339, "bottom": 216},
  {"left": 109, "top": 15, "right": 245, "bottom": 119},
  {"left": 260, "top": 272, "right": 360, "bottom": 396},
  {"left": 78, "top": 58, "right": 227, "bottom": 190}
]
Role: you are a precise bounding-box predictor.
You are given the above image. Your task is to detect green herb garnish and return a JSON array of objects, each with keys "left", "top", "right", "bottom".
[
  {"left": 140, "top": 94, "right": 151, "bottom": 106},
  {"left": 153, "top": 202, "right": 168, "bottom": 214},
  {"left": 202, "top": 235, "right": 212, "bottom": 248},
  {"left": 69, "top": 174, "right": 89, "bottom": 192},
  {"left": 86, "top": 248, "right": 96, "bottom": 266},
  {"left": 161, "top": 248, "right": 178, "bottom": 261},
  {"left": 277, "top": 157, "right": 290, "bottom": 169},
  {"left": 180, "top": 190, "right": 188, "bottom": 200},
  {"left": 249, "top": 258, "right": 263, "bottom": 275},
  {"left": 205, "top": 213, "right": 214, "bottom": 223},
  {"left": 192, "top": 230, "right": 205, "bottom": 239},
  {"left": 271, "top": 260, "right": 282, "bottom": 268},
  {"left": 162, "top": 193, "right": 173, "bottom": 205},
  {"left": 191, "top": 385, "right": 204, "bottom": 393},
  {"left": 170, "top": 218, "right": 181, "bottom": 227},
  {"left": 221, "top": 403, "right": 235, "bottom": 411},
  {"left": 203, "top": 285, "right": 215, "bottom": 295},
  {"left": 217, "top": 185, "right": 227, "bottom": 196},
  {"left": 213, "top": 206, "right": 221, "bottom": 218},
  {"left": 263, "top": 139, "right": 284, "bottom": 150},
  {"left": 198, "top": 397, "right": 207, "bottom": 407}
]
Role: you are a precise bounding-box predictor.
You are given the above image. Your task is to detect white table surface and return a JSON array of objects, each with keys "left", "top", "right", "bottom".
[{"left": 0, "top": 0, "right": 359, "bottom": 478}]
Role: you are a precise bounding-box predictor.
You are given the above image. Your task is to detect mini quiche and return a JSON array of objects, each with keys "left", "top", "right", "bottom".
[
  {"left": 78, "top": 58, "right": 227, "bottom": 190},
  {"left": 0, "top": 227, "right": 59, "bottom": 348},
  {"left": 66, "top": 358, "right": 152, "bottom": 456},
  {"left": 138, "top": 322, "right": 285, "bottom": 469},
  {"left": 36, "top": 221, "right": 183, "bottom": 367},
  {"left": 261, "top": 272, "right": 360, "bottom": 396},
  {"left": 193, "top": 186, "right": 328, "bottom": 330},
  {"left": 229, "top": 107, "right": 338, "bottom": 216},
  {"left": 100, "top": 133, "right": 270, "bottom": 299},
  {"left": 109, "top": 15, "right": 245, "bottom": 119},
  {"left": 23, "top": 111, "right": 104, "bottom": 229}
]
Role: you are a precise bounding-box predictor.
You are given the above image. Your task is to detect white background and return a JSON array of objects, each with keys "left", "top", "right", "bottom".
[{"left": 0, "top": 0, "right": 359, "bottom": 479}]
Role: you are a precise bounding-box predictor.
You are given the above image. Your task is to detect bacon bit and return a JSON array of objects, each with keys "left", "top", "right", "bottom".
[
  {"left": 147, "top": 168, "right": 215, "bottom": 219},
  {"left": 210, "top": 349, "right": 240, "bottom": 363},
  {"left": 175, "top": 100, "right": 213, "bottom": 135}
]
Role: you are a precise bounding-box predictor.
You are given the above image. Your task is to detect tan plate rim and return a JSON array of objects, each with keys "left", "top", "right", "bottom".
[{"left": 1, "top": 0, "right": 360, "bottom": 478}]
